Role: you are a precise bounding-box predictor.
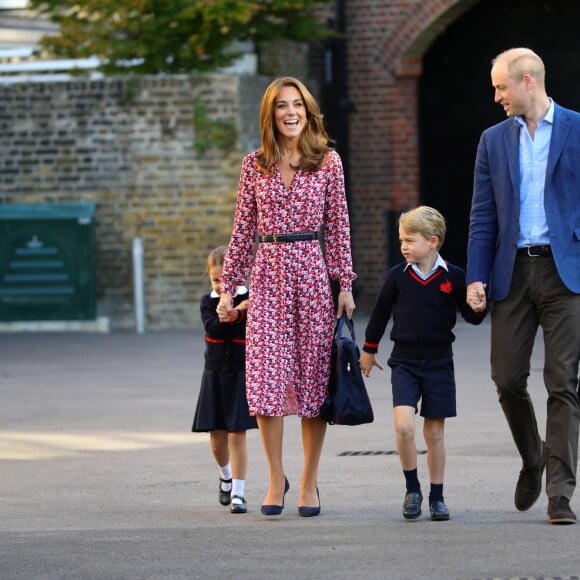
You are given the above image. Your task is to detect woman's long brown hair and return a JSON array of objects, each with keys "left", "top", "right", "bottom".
[{"left": 256, "top": 76, "right": 332, "bottom": 174}]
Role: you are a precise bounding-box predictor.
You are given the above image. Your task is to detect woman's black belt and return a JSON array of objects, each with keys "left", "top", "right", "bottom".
[{"left": 258, "top": 232, "right": 318, "bottom": 243}]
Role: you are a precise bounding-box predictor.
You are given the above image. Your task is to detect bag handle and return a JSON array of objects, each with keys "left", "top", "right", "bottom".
[{"left": 335, "top": 312, "right": 356, "bottom": 344}]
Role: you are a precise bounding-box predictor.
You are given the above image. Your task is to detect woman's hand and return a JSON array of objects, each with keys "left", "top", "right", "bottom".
[
  {"left": 337, "top": 291, "right": 355, "bottom": 319},
  {"left": 217, "top": 292, "right": 233, "bottom": 321}
]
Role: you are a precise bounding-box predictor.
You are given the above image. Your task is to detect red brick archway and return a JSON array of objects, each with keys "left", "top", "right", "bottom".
[{"left": 343, "top": 0, "right": 481, "bottom": 308}]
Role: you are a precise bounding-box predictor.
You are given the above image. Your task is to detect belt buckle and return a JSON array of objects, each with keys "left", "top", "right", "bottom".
[
  {"left": 273, "top": 233, "right": 279, "bottom": 244},
  {"left": 527, "top": 246, "right": 540, "bottom": 257}
]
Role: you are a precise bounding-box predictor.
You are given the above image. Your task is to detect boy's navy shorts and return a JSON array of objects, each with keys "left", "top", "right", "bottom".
[{"left": 387, "top": 356, "right": 456, "bottom": 418}]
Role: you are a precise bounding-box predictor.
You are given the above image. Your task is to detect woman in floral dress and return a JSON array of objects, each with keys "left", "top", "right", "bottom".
[{"left": 217, "top": 77, "right": 356, "bottom": 517}]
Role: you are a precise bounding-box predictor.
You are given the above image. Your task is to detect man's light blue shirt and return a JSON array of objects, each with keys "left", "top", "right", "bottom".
[
  {"left": 404, "top": 253, "right": 448, "bottom": 280},
  {"left": 515, "top": 98, "right": 553, "bottom": 247}
]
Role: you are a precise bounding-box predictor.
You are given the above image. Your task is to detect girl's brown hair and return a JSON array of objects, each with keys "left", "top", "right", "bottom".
[
  {"left": 207, "top": 245, "right": 227, "bottom": 272},
  {"left": 256, "top": 76, "right": 332, "bottom": 174}
]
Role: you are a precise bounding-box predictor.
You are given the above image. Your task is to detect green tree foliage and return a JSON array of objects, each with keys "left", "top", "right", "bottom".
[{"left": 28, "top": 0, "right": 333, "bottom": 74}]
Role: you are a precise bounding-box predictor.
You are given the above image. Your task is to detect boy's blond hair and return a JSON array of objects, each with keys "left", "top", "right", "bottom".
[{"left": 398, "top": 206, "right": 446, "bottom": 249}]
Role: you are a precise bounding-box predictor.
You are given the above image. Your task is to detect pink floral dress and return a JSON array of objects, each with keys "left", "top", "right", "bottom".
[{"left": 221, "top": 149, "right": 356, "bottom": 418}]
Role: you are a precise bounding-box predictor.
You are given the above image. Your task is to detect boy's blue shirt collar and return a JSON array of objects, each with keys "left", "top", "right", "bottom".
[{"left": 404, "top": 254, "right": 447, "bottom": 279}]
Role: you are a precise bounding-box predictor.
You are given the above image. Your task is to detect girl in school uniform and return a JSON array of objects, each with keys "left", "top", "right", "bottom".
[{"left": 192, "top": 245, "right": 257, "bottom": 514}]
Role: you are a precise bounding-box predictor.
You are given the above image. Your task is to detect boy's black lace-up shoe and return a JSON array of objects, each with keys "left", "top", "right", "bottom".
[
  {"left": 402, "top": 492, "right": 422, "bottom": 520},
  {"left": 429, "top": 500, "right": 450, "bottom": 521}
]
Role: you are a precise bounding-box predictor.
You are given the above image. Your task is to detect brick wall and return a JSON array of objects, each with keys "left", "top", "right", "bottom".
[
  {"left": 341, "top": 0, "right": 472, "bottom": 307},
  {"left": 0, "top": 0, "right": 480, "bottom": 326},
  {"left": 0, "top": 74, "right": 269, "bottom": 329}
]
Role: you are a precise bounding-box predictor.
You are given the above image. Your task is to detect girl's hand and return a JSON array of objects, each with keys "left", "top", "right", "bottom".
[{"left": 224, "top": 309, "right": 240, "bottom": 323}]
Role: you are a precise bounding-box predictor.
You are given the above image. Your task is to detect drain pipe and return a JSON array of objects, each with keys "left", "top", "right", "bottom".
[{"left": 132, "top": 237, "right": 146, "bottom": 333}]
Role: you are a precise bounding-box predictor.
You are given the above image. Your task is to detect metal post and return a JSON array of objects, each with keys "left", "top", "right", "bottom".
[{"left": 132, "top": 237, "right": 146, "bottom": 333}]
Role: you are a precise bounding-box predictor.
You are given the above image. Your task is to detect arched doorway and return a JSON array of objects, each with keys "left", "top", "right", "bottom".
[{"left": 419, "top": 0, "right": 580, "bottom": 269}]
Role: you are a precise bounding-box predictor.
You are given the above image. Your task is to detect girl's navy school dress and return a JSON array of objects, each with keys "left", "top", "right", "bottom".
[{"left": 192, "top": 287, "right": 258, "bottom": 433}]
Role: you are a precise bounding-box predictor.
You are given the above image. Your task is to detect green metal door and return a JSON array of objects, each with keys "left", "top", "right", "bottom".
[{"left": 0, "top": 202, "right": 96, "bottom": 321}]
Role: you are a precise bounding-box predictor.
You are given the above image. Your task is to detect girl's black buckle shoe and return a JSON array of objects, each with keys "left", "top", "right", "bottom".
[
  {"left": 230, "top": 495, "right": 247, "bottom": 514},
  {"left": 218, "top": 477, "right": 232, "bottom": 506}
]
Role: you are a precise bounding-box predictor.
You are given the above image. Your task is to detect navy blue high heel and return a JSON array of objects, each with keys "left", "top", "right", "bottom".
[
  {"left": 298, "top": 487, "right": 320, "bottom": 517},
  {"left": 261, "top": 477, "right": 290, "bottom": 516}
]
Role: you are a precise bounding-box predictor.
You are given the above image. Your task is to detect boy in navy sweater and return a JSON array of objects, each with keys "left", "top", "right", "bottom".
[{"left": 360, "top": 206, "right": 486, "bottom": 521}]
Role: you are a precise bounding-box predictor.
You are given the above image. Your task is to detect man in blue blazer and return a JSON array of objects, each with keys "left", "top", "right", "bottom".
[{"left": 466, "top": 48, "right": 580, "bottom": 525}]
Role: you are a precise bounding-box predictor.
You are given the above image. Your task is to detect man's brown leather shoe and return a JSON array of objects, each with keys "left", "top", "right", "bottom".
[
  {"left": 548, "top": 496, "right": 576, "bottom": 525},
  {"left": 514, "top": 450, "right": 545, "bottom": 511}
]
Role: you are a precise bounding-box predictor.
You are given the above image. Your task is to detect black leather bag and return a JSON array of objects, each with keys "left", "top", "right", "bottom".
[{"left": 320, "top": 314, "right": 374, "bottom": 426}]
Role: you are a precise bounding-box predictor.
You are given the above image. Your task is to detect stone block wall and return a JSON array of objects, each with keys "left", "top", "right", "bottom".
[
  {"left": 1, "top": 0, "right": 490, "bottom": 324},
  {"left": 0, "top": 74, "right": 269, "bottom": 329}
]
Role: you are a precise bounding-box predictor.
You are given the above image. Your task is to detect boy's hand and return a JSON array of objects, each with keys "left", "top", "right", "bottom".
[
  {"left": 359, "top": 351, "right": 384, "bottom": 377},
  {"left": 466, "top": 282, "right": 487, "bottom": 312}
]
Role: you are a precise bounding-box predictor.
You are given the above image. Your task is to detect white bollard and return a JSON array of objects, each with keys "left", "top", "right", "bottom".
[{"left": 132, "top": 237, "right": 146, "bottom": 334}]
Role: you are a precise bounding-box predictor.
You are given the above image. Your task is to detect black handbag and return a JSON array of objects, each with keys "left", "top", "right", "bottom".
[{"left": 319, "top": 313, "right": 374, "bottom": 426}]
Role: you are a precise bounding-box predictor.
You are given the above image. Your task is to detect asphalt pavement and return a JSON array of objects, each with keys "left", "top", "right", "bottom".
[{"left": 1, "top": 316, "right": 579, "bottom": 580}]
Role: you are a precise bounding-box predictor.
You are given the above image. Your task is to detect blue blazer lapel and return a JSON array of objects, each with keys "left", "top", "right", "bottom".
[
  {"left": 505, "top": 120, "right": 520, "bottom": 197},
  {"left": 546, "top": 106, "right": 570, "bottom": 184}
]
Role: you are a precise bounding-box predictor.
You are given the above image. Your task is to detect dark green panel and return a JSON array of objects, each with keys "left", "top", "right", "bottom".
[{"left": 0, "top": 203, "right": 96, "bottom": 321}]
